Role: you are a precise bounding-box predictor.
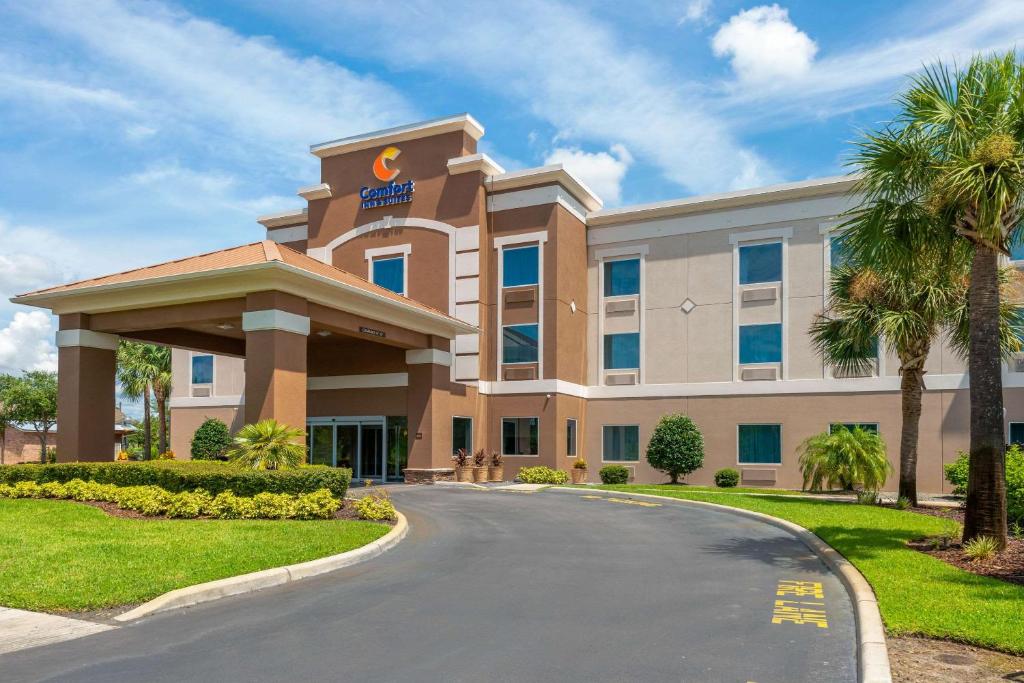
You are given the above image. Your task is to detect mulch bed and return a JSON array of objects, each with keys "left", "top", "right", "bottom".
[
  {"left": 899, "top": 504, "right": 1024, "bottom": 586},
  {"left": 889, "top": 635, "right": 1024, "bottom": 683},
  {"left": 76, "top": 499, "right": 393, "bottom": 525}
]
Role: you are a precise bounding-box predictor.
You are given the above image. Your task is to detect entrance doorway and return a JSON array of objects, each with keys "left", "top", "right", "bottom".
[{"left": 306, "top": 417, "right": 408, "bottom": 482}]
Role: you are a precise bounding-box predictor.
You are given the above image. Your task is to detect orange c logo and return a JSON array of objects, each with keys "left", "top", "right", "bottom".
[{"left": 373, "top": 146, "right": 401, "bottom": 182}]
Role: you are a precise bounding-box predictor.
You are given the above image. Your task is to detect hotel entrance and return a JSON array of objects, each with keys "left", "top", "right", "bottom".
[{"left": 307, "top": 417, "right": 409, "bottom": 482}]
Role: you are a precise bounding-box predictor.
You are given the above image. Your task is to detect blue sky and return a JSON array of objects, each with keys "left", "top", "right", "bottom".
[{"left": 0, "top": 0, "right": 1021, "bottom": 382}]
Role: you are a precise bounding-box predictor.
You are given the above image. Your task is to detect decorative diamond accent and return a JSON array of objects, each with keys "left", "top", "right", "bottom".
[{"left": 681, "top": 298, "right": 696, "bottom": 314}]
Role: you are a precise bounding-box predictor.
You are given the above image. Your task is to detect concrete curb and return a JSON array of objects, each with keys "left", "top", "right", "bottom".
[
  {"left": 552, "top": 487, "right": 892, "bottom": 683},
  {"left": 114, "top": 511, "right": 408, "bottom": 623}
]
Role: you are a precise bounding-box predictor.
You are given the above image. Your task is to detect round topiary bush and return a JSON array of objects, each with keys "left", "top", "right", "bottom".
[
  {"left": 714, "top": 468, "right": 740, "bottom": 488},
  {"left": 190, "top": 418, "right": 232, "bottom": 461},
  {"left": 599, "top": 464, "right": 630, "bottom": 484},
  {"left": 646, "top": 414, "right": 705, "bottom": 484}
]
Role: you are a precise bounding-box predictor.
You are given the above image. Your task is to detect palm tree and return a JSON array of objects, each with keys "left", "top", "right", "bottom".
[
  {"left": 225, "top": 419, "right": 305, "bottom": 470},
  {"left": 797, "top": 426, "right": 891, "bottom": 493},
  {"left": 845, "top": 53, "right": 1024, "bottom": 547},
  {"left": 116, "top": 342, "right": 172, "bottom": 458},
  {"left": 811, "top": 234, "right": 1022, "bottom": 505}
]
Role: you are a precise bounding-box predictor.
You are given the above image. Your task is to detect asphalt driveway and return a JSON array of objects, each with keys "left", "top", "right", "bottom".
[{"left": 0, "top": 486, "right": 856, "bottom": 683}]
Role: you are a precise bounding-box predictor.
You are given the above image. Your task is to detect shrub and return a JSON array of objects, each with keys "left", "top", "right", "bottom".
[
  {"left": 963, "top": 535, "right": 999, "bottom": 562},
  {"left": 517, "top": 466, "right": 569, "bottom": 485},
  {"left": 353, "top": 489, "right": 397, "bottom": 521},
  {"left": 293, "top": 489, "right": 341, "bottom": 520},
  {"left": 157, "top": 450, "right": 176, "bottom": 460},
  {"left": 598, "top": 465, "right": 630, "bottom": 485},
  {"left": 226, "top": 419, "right": 306, "bottom": 470},
  {"left": 166, "top": 490, "right": 213, "bottom": 519},
  {"left": 572, "top": 457, "right": 588, "bottom": 470},
  {"left": 191, "top": 418, "right": 233, "bottom": 461},
  {"left": 714, "top": 468, "right": 740, "bottom": 488},
  {"left": 945, "top": 445, "right": 1024, "bottom": 523},
  {"left": 895, "top": 496, "right": 912, "bottom": 510},
  {"left": 646, "top": 414, "right": 704, "bottom": 484},
  {"left": 798, "top": 426, "right": 891, "bottom": 492},
  {"left": 0, "top": 460, "right": 350, "bottom": 498},
  {"left": 856, "top": 490, "right": 880, "bottom": 505}
]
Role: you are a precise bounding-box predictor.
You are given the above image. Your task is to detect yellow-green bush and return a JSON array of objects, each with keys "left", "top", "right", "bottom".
[
  {"left": 166, "top": 490, "right": 212, "bottom": 519},
  {"left": 293, "top": 488, "right": 341, "bottom": 520},
  {"left": 517, "top": 466, "right": 569, "bottom": 485},
  {"left": 353, "top": 491, "right": 396, "bottom": 521}
]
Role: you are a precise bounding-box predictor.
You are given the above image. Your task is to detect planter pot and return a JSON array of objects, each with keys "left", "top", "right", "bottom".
[
  {"left": 473, "top": 466, "right": 489, "bottom": 483},
  {"left": 571, "top": 468, "right": 588, "bottom": 484},
  {"left": 488, "top": 465, "right": 505, "bottom": 482},
  {"left": 455, "top": 466, "right": 474, "bottom": 483}
]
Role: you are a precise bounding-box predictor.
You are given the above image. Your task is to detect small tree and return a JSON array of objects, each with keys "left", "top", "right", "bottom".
[
  {"left": 191, "top": 418, "right": 232, "bottom": 460},
  {"left": 798, "top": 426, "right": 891, "bottom": 492},
  {"left": 0, "top": 373, "right": 16, "bottom": 465},
  {"left": 5, "top": 371, "right": 58, "bottom": 462},
  {"left": 226, "top": 419, "right": 305, "bottom": 470},
  {"left": 646, "top": 414, "right": 704, "bottom": 484}
]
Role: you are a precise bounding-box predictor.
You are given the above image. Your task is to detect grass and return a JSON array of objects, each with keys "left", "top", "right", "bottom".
[
  {"left": 0, "top": 499, "right": 390, "bottom": 612},
  {"left": 590, "top": 485, "right": 1024, "bottom": 654},
  {"left": 588, "top": 483, "right": 811, "bottom": 496}
]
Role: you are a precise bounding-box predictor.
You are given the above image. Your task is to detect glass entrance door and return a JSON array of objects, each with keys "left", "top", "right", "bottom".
[
  {"left": 359, "top": 423, "right": 383, "bottom": 479},
  {"left": 307, "top": 418, "right": 399, "bottom": 481}
]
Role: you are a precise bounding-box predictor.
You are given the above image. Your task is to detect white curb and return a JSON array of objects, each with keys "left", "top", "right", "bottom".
[
  {"left": 552, "top": 488, "right": 892, "bottom": 683},
  {"left": 114, "top": 511, "right": 408, "bottom": 623}
]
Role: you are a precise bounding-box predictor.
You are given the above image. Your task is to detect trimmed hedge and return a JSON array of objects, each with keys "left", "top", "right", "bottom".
[
  {"left": 517, "top": 466, "right": 569, "bottom": 485},
  {"left": 714, "top": 468, "right": 740, "bottom": 488},
  {"left": 599, "top": 465, "right": 630, "bottom": 485},
  {"left": 0, "top": 461, "right": 350, "bottom": 498}
]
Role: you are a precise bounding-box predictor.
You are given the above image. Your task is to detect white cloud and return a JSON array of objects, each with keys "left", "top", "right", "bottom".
[
  {"left": 679, "top": 0, "right": 712, "bottom": 26},
  {"left": 544, "top": 144, "right": 633, "bottom": 205},
  {"left": 712, "top": 4, "right": 817, "bottom": 85},
  {"left": 0, "top": 311, "right": 57, "bottom": 375}
]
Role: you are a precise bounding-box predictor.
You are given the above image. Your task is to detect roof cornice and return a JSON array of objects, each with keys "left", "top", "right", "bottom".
[
  {"left": 488, "top": 164, "right": 603, "bottom": 212},
  {"left": 310, "top": 114, "right": 485, "bottom": 159},
  {"left": 256, "top": 208, "right": 308, "bottom": 229},
  {"left": 447, "top": 153, "right": 505, "bottom": 177}
]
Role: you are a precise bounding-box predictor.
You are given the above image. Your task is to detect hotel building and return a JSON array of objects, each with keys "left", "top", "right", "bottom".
[{"left": 16, "top": 114, "right": 1024, "bottom": 491}]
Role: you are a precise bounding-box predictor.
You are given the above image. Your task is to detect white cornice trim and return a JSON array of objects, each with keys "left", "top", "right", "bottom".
[
  {"left": 588, "top": 175, "right": 860, "bottom": 227},
  {"left": 728, "top": 226, "right": 793, "bottom": 244},
  {"left": 297, "top": 183, "right": 332, "bottom": 201},
  {"left": 488, "top": 164, "right": 603, "bottom": 212},
  {"left": 56, "top": 329, "right": 119, "bottom": 350},
  {"left": 256, "top": 209, "right": 308, "bottom": 229},
  {"left": 266, "top": 225, "right": 308, "bottom": 244},
  {"left": 310, "top": 114, "right": 485, "bottom": 158},
  {"left": 405, "top": 348, "right": 452, "bottom": 366},
  {"left": 308, "top": 373, "right": 408, "bottom": 390},
  {"left": 493, "top": 230, "right": 549, "bottom": 249},
  {"left": 487, "top": 185, "right": 587, "bottom": 223},
  {"left": 169, "top": 395, "right": 243, "bottom": 408},
  {"left": 364, "top": 244, "right": 412, "bottom": 260},
  {"left": 447, "top": 153, "right": 505, "bottom": 177},
  {"left": 241, "top": 309, "right": 311, "bottom": 336},
  {"left": 594, "top": 244, "right": 650, "bottom": 260}
]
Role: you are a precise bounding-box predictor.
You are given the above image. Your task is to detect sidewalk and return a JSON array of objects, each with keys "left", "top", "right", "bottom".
[{"left": 0, "top": 607, "right": 114, "bottom": 656}]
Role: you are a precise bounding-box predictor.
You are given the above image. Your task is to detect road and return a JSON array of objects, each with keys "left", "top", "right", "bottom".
[{"left": 1, "top": 486, "right": 856, "bottom": 682}]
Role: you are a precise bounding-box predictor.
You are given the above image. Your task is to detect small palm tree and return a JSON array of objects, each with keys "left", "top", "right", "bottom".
[
  {"left": 798, "top": 427, "right": 891, "bottom": 493},
  {"left": 226, "top": 419, "right": 306, "bottom": 470}
]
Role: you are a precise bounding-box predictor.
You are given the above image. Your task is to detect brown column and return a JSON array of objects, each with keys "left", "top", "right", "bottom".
[
  {"left": 405, "top": 347, "right": 453, "bottom": 472},
  {"left": 242, "top": 295, "right": 309, "bottom": 430},
  {"left": 56, "top": 325, "right": 118, "bottom": 462}
]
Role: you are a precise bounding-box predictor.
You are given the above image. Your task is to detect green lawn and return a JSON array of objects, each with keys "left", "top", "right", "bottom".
[
  {"left": 589, "top": 485, "right": 1024, "bottom": 654},
  {"left": 589, "top": 483, "right": 811, "bottom": 496},
  {"left": 0, "top": 499, "right": 390, "bottom": 612}
]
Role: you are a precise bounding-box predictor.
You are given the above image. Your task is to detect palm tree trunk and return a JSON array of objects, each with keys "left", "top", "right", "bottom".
[
  {"left": 898, "top": 365, "right": 924, "bottom": 506},
  {"left": 156, "top": 391, "right": 167, "bottom": 455},
  {"left": 143, "top": 387, "right": 153, "bottom": 460},
  {"left": 963, "top": 244, "right": 1008, "bottom": 548}
]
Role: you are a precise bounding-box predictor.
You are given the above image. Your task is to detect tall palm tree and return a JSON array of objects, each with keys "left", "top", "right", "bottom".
[
  {"left": 846, "top": 53, "right": 1024, "bottom": 547},
  {"left": 116, "top": 342, "right": 172, "bottom": 458},
  {"left": 149, "top": 346, "right": 172, "bottom": 455},
  {"left": 811, "top": 238, "right": 1021, "bottom": 506}
]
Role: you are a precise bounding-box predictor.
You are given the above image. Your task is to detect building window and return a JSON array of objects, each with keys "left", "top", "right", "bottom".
[
  {"left": 603, "top": 425, "right": 640, "bottom": 462},
  {"left": 566, "top": 418, "right": 577, "bottom": 456},
  {"left": 830, "top": 233, "right": 852, "bottom": 269},
  {"left": 1010, "top": 422, "right": 1024, "bottom": 445},
  {"left": 830, "top": 422, "right": 879, "bottom": 435},
  {"left": 372, "top": 256, "right": 405, "bottom": 295},
  {"left": 502, "top": 417, "right": 539, "bottom": 456},
  {"left": 738, "top": 424, "right": 782, "bottom": 464},
  {"left": 452, "top": 416, "right": 473, "bottom": 455},
  {"left": 739, "top": 242, "right": 782, "bottom": 284},
  {"left": 502, "top": 324, "right": 539, "bottom": 364},
  {"left": 739, "top": 323, "right": 782, "bottom": 364},
  {"left": 1011, "top": 241, "right": 1024, "bottom": 263},
  {"left": 603, "top": 332, "right": 640, "bottom": 370},
  {"left": 603, "top": 258, "right": 640, "bottom": 297},
  {"left": 191, "top": 354, "right": 213, "bottom": 385},
  {"left": 502, "top": 245, "right": 539, "bottom": 287}
]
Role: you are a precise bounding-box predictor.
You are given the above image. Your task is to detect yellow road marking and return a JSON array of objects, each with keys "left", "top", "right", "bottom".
[{"left": 771, "top": 580, "right": 828, "bottom": 628}]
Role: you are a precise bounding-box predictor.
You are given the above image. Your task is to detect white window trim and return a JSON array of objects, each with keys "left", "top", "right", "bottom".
[
  {"left": 366, "top": 244, "right": 412, "bottom": 297},
  {"left": 733, "top": 231, "right": 789, "bottom": 381},
  {"left": 452, "top": 415, "right": 473, "bottom": 455},
  {"left": 736, "top": 240, "right": 784, "bottom": 286},
  {"left": 601, "top": 424, "right": 641, "bottom": 463},
  {"left": 566, "top": 417, "right": 578, "bottom": 457},
  {"left": 189, "top": 352, "right": 214, "bottom": 396},
  {"left": 495, "top": 232, "right": 548, "bottom": 381},
  {"left": 736, "top": 423, "right": 783, "bottom": 466},
  {"left": 501, "top": 416, "right": 540, "bottom": 457},
  {"left": 501, "top": 323, "right": 540, "bottom": 365},
  {"left": 737, "top": 322, "right": 784, "bottom": 366},
  {"left": 596, "top": 247, "right": 647, "bottom": 385}
]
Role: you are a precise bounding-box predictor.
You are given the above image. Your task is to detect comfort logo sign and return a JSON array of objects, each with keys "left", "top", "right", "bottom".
[{"left": 361, "top": 146, "right": 415, "bottom": 209}]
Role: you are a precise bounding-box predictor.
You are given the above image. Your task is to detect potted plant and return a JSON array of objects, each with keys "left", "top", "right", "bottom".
[
  {"left": 473, "top": 449, "right": 488, "bottom": 483},
  {"left": 571, "top": 457, "right": 588, "bottom": 484},
  {"left": 488, "top": 451, "right": 504, "bottom": 482},
  {"left": 453, "top": 448, "right": 473, "bottom": 482}
]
